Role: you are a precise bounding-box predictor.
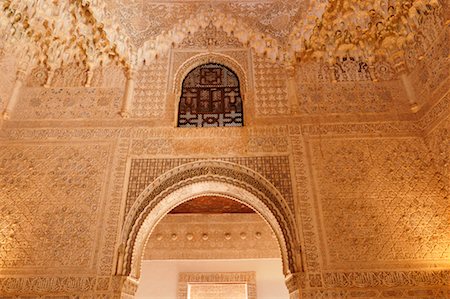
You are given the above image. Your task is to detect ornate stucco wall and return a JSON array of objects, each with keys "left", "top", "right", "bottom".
[{"left": 0, "top": 23, "right": 449, "bottom": 299}]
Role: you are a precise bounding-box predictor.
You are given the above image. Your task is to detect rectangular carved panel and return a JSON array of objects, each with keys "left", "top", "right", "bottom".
[
  {"left": 133, "top": 57, "right": 169, "bottom": 118},
  {"left": 309, "top": 137, "right": 450, "bottom": 268},
  {"left": 12, "top": 87, "right": 122, "bottom": 120},
  {"left": 253, "top": 55, "right": 289, "bottom": 116},
  {"left": 0, "top": 141, "right": 112, "bottom": 273}
]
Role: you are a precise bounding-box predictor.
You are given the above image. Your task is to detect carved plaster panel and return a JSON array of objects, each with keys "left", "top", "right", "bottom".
[
  {"left": 0, "top": 141, "right": 114, "bottom": 274},
  {"left": 218, "top": 1, "right": 307, "bottom": 43},
  {"left": 418, "top": 91, "right": 449, "bottom": 133},
  {"left": 253, "top": 54, "right": 289, "bottom": 116},
  {"left": 295, "top": 58, "right": 396, "bottom": 83},
  {"left": 300, "top": 269, "right": 450, "bottom": 298},
  {"left": 105, "top": 1, "right": 203, "bottom": 47},
  {"left": 177, "top": 272, "right": 256, "bottom": 299},
  {"left": 288, "top": 128, "right": 322, "bottom": 272},
  {"left": 309, "top": 137, "right": 450, "bottom": 269},
  {"left": 98, "top": 139, "right": 131, "bottom": 276},
  {"left": 300, "top": 121, "right": 422, "bottom": 137},
  {"left": 0, "top": 276, "right": 96, "bottom": 295},
  {"left": 105, "top": 0, "right": 307, "bottom": 46},
  {"left": 143, "top": 214, "right": 280, "bottom": 260},
  {"left": 12, "top": 87, "right": 123, "bottom": 120},
  {"left": 425, "top": 115, "right": 449, "bottom": 197},
  {"left": 132, "top": 56, "right": 169, "bottom": 118},
  {"left": 297, "top": 80, "right": 410, "bottom": 115}
]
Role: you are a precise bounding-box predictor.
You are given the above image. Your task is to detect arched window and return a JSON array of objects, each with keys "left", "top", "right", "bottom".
[{"left": 177, "top": 63, "right": 243, "bottom": 127}]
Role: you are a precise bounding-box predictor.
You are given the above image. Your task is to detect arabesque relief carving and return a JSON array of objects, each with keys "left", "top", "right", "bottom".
[
  {"left": 0, "top": 141, "right": 113, "bottom": 272},
  {"left": 0, "top": 1, "right": 448, "bottom": 297},
  {"left": 309, "top": 137, "right": 450, "bottom": 268}
]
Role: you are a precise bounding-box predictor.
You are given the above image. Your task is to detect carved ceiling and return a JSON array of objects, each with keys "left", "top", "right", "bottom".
[
  {"left": 0, "top": 0, "right": 445, "bottom": 75},
  {"left": 170, "top": 196, "right": 255, "bottom": 214},
  {"left": 104, "top": 0, "right": 309, "bottom": 47}
]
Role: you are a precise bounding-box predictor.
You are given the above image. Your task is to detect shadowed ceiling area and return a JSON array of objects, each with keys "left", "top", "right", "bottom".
[{"left": 170, "top": 196, "right": 255, "bottom": 214}]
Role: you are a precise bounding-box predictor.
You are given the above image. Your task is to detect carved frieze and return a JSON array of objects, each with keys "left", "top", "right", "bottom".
[
  {"left": 297, "top": 80, "right": 409, "bottom": 115},
  {"left": 12, "top": 87, "right": 123, "bottom": 120}
]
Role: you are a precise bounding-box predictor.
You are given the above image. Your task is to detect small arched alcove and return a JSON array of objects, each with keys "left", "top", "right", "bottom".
[{"left": 116, "top": 160, "right": 303, "bottom": 297}]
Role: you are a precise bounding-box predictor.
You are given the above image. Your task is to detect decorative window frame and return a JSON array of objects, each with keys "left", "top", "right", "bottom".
[
  {"left": 177, "top": 272, "right": 256, "bottom": 299},
  {"left": 170, "top": 52, "right": 251, "bottom": 127},
  {"left": 177, "top": 63, "right": 244, "bottom": 127}
]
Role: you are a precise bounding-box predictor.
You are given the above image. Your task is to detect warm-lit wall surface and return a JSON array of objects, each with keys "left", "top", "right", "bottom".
[
  {"left": 135, "top": 259, "right": 289, "bottom": 299},
  {"left": 0, "top": 6, "right": 448, "bottom": 298}
]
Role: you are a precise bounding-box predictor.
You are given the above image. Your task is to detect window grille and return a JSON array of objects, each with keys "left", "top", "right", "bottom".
[{"left": 177, "top": 63, "right": 243, "bottom": 127}]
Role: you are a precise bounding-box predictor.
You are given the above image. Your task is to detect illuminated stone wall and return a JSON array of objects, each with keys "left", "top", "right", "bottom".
[{"left": 0, "top": 23, "right": 449, "bottom": 298}]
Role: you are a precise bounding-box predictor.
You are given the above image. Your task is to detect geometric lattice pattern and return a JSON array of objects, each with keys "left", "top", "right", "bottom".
[
  {"left": 0, "top": 142, "right": 111, "bottom": 271},
  {"left": 311, "top": 138, "right": 450, "bottom": 266},
  {"left": 178, "top": 63, "right": 243, "bottom": 127},
  {"left": 125, "top": 156, "right": 294, "bottom": 215},
  {"left": 253, "top": 56, "right": 289, "bottom": 116},
  {"left": 133, "top": 57, "right": 169, "bottom": 118}
]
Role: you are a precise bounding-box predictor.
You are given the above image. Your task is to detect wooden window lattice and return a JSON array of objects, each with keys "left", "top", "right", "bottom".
[{"left": 177, "top": 63, "right": 243, "bottom": 127}]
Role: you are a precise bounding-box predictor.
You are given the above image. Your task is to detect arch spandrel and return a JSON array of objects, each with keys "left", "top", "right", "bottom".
[{"left": 118, "top": 160, "right": 301, "bottom": 279}]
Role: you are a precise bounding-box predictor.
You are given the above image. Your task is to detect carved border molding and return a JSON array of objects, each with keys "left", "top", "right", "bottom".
[
  {"left": 0, "top": 276, "right": 96, "bottom": 294},
  {"left": 177, "top": 272, "right": 256, "bottom": 299},
  {"left": 289, "top": 269, "right": 450, "bottom": 291},
  {"left": 0, "top": 121, "right": 424, "bottom": 141},
  {"left": 298, "top": 122, "right": 421, "bottom": 137},
  {"left": 419, "top": 91, "right": 450, "bottom": 134},
  {"left": 0, "top": 269, "right": 446, "bottom": 295},
  {"left": 119, "top": 160, "right": 301, "bottom": 279},
  {"left": 1, "top": 126, "right": 288, "bottom": 140},
  {"left": 321, "top": 269, "right": 450, "bottom": 289}
]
